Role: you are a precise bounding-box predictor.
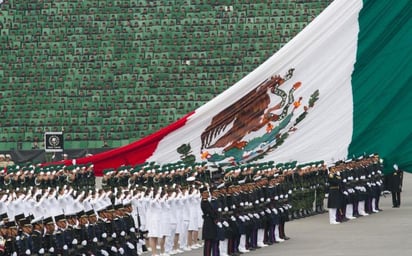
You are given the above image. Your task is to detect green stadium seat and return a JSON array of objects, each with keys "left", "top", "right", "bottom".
[{"left": 0, "top": 0, "right": 332, "bottom": 148}]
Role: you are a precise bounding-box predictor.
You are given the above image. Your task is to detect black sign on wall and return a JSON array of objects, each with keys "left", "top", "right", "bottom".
[{"left": 44, "top": 132, "right": 64, "bottom": 152}]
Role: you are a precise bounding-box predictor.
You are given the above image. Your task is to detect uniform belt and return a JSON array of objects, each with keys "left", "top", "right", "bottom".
[{"left": 329, "top": 186, "right": 339, "bottom": 189}]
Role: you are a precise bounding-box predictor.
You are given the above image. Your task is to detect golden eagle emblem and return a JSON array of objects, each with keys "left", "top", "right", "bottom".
[{"left": 201, "top": 69, "right": 299, "bottom": 152}]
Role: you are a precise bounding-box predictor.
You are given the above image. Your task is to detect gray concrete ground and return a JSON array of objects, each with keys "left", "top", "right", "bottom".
[{"left": 160, "top": 173, "right": 412, "bottom": 256}]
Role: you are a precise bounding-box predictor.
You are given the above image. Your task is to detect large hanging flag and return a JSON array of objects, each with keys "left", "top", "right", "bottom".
[{"left": 67, "top": 0, "right": 411, "bottom": 175}]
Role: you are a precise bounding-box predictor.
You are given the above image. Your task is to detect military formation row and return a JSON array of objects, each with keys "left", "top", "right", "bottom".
[
  {"left": 0, "top": 154, "right": 384, "bottom": 255},
  {"left": 0, "top": 185, "right": 146, "bottom": 256},
  {"left": 326, "top": 154, "right": 385, "bottom": 224},
  {"left": 0, "top": 164, "right": 95, "bottom": 191}
]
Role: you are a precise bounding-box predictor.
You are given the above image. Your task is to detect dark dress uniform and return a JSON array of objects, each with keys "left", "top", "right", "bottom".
[
  {"left": 17, "top": 232, "right": 33, "bottom": 256},
  {"left": 30, "top": 229, "right": 45, "bottom": 255},
  {"left": 201, "top": 196, "right": 218, "bottom": 256},
  {"left": 3, "top": 237, "right": 18, "bottom": 256},
  {"left": 54, "top": 228, "right": 70, "bottom": 256},
  {"left": 387, "top": 167, "right": 403, "bottom": 207},
  {"left": 327, "top": 173, "right": 344, "bottom": 209},
  {"left": 43, "top": 233, "right": 58, "bottom": 255}
]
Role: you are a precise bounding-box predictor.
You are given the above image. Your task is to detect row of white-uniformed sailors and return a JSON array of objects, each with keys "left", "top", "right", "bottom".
[
  {"left": 132, "top": 185, "right": 204, "bottom": 256},
  {"left": 0, "top": 184, "right": 204, "bottom": 256}
]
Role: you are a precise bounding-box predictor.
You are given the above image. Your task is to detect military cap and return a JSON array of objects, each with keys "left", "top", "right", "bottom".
[
  {"left": 5, "top": 221, "right": 17, "bottom": 228},
  {"left": 20, "top": 218, "right": 32, "bottom": 227},
  {"left": 76, "top": 211, "right": 87, "bottom": 218},
  {"left": 199, "top": 186, "right": 208, "bottom": 193},
  {"left": 114, "top": 204, "right": 124, "bottom": 210},
  {"left": 54, "top": 214, "right": 66, "bottom": 222},
  {"left": 0, "top": 213, "right": 8, "bottom": 221},
  {"left": 85, "top": 209, "right": 96, "bottom": 216},
  {"left": 186, "top": 176, "right": 195, "bottom": 182},
  {"left": 44, "top": 217, "right": 54, "bottom": 225},
  {"left": 106, "top": 205, "right": 115, "bottom": 212},
  {"left": 14, "top": 213, "right": 26, "bottom": 223}
]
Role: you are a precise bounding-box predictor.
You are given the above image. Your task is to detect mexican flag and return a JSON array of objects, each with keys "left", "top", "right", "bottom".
[{"left": 68, "top": 0, "right": 412, "bottom": 175}]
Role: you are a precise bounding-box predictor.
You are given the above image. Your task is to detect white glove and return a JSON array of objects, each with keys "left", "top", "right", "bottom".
[
  {"left": 285, "top": 194, "right": 289, "bottom": 199},
  {"left": 111, "top": 246, "right": 118, "bottom": 252},
  {"left": 217, "top": 222, "right": 222, "bottom": 228},
  {"left": 260, "top": 197, "right": 264, "bottom": 202},
  {"left": 275, "top": 196, "right": 279, "bottom": 200},
  {"left": 244, "top": 216, "right": 250, "bottom": 221},
  {"left": 266, "top": 209, "right": 271, "bottom": 214},
  {"left": 288, "top": 190, "right": 292, "bottom": 194},
  {"left": 63, "top": 245, "right": 68, "bottom": 250},
  {"left": 82, "top": 240, "right": 87, "bottom": 246},
  {"left": 223, "top": 221, "right": 229, "bottom": 227},
  {"left": 240, "top": 202, "right": 244, "bottom": 207},
  {"left": 127, "top": 242, "right": 135, "bottom": 249},
  {"left": 254, "top": 213, "right": 259, "bottom": 219},
  {"left": 101, "top": 250, "right": 109, "bottom": 256},
  {"left": 224, "top": 207, "right": 228, "bottom": 212},
  {"left": 16, "top": 236, "right": 20, "bottom": 241},
  {"left": 118, "top": 248, "right": 125, "bottom": 255},
  {"left": 49, "top": 247, "right": 54, "bottom": 253},
  {"left": 93, "top": 237, "right": 98, "bottom": 243},
  {"left": 218, "top": 208, "right": 222, "bottom": 212},
  {"left": 72, "top": 239, "right": 78, "bottom": 245},
  {"left": 25, "top": 249, "right": 31, "bottom": 255},
  {"left": 255, "top": 200, "right": 259, "bottom": 204},
  {"left": 130, "top": 227, "right": 136, "bottom": 233},
  {"left": 120, "top": 231, "right": 126, "bottom": 236},
  {"left": 102, "top": 233, "right": 107, "bottom": 238},
  {"left": 112, "top": 232, "right": 117, "bottom": 238},
  {"left": 12, "top": 252, "right": 17, "bottom": 256},
  {"left": 343, "top": 191, "right": 349, "bottom": 196},
  {"left": 272, "top": 209, "right": 278, "bottom": 214},
  {"left": 231, "top": 216, "right": 236, "bottom": 221},
  {"left": 39, "top": 248, "right": 45, "bottom": 254},
  {"left": 266, "top": 198, "right": 271, "bottom": 202}
]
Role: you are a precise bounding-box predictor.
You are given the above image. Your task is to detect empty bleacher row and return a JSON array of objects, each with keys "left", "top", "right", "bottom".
[{"left": 0, "top": 0, "right": 332, "bottom": 150}]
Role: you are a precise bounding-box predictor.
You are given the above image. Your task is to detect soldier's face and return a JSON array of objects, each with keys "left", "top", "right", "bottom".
[
  {"left": 125, "top": 205, "right": 132, "bottom": 213},
  {"left": 67, "top": 217, "right": 76, "bottom": 225},
  {"left": 34, "top": 223, "right": 44, "bottom": 233},
  {"left": 79, "top": 216, "right": 89, "bottom": 226},
  {"left": 22, "top": 225, "right": 32, "bottom": 234},
  {"left": 9, "top": 227, "right": 18, "bottom": 237},
  {"left": 57, "top": 220, "right": 67, "bottom": 229},
  {"left": 88, "top": 215, "right": 97, "bottom": 224},
  {"left": 201, "top": 191, "right": 209, "bottom": 199},
  {"left": 45, "top": 223, "right": 55, "bottom": 233}
]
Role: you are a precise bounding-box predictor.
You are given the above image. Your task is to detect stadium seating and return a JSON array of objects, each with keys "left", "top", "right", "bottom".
[{"left": 0, "top": 0, "right": 332, "bottom": 150}]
